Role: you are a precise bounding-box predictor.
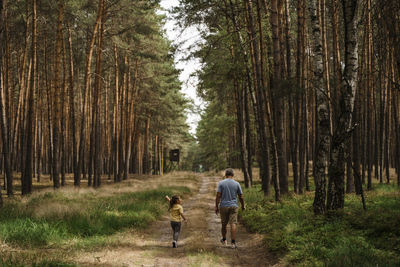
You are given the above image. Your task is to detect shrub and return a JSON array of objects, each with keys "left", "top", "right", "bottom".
[{"left": 241, "top": 184, "right": 400, "bottom": 266}]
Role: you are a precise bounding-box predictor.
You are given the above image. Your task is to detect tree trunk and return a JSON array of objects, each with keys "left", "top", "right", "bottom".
[
  {"left": 77, "top": 0, "right": 102, "bottom": 185},
  {"left": 384, "top": 52, "right": 391, "bottom": 184},
  {"left": 320, "top": 0, "right": 332, "bottom": 134},
  {"left": 92, "top": 0, "right": 105, "bottom": 188},
  {"left": 244, "top": 83, "right": 253, "bottom": 183},
  {"left": 60, "top": 33, "right": 67, "bottom": 186},
  {"left": 327, "top": 0, "right": 359, "bottom": 210},
  {"left": 270, "top": 0, "right": 288, "bottom": 194},
  {"left": 143, "top": 115, "right": 150, "bottom": 174},
  {"left": 51, "top": 1, "right": 64, "bottom": 189},
  {"left": 124, "top": 58, "right": 138, "bottom": 180},
  {"left": 244, "top": 0, "right": 278, "bottom": 198},
  {"left": 297, "top": 0, "right": 306, "bottom": 194},
  {"left": 235, "top": 79, "right": 250, "bottom": 187},
  {"left": 113, "top": 45, "right": 120, "bottom": 182},
  {"left": 345, "top": 138, "right": 354, "bottom": 193},
  {"left": 21, "top": 0, "right": 37, "bottom": 195},
  {"left": 309, "top": 0, "right": 330, "bottom": 215},
  {"left": 393, "top": 92, "right": 400, "bottom": 186},
  {"left": 331, "top": 0, "right": 342, "bottom": 97},
  {"left": 67, "top": 25, "right": 79, "bottom": 186},
  {"left": 0, "top": 0, "right": 8, "bottom": 204}
]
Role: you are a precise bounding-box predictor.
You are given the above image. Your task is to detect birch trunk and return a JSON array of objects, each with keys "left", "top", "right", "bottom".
[
  {"left": 309, "top": 0, "right": 330, "bottom": 214},
  {"left": 327, "top": 0, "right": 359, "bottom": 210}
]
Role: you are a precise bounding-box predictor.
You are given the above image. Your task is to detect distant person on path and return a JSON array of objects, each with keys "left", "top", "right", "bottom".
[
  {"left": 165, "top": 195, "right": 187, "bottom": 248},
  {"left": 215, "top": 168, "right": 245, "bottom": 249}
]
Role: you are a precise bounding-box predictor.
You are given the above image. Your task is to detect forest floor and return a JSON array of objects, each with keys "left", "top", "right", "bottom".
[{"left": 72, "top": 173, "right": 279, "bottom": 267}]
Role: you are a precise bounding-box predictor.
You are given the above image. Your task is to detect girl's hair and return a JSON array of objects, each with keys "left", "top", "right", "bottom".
[{"left": 168, "top": 195, "right": 180, "bottom": 211}]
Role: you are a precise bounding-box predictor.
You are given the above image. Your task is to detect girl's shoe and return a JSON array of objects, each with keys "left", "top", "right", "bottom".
[
  {"left": 231, "top": 243, "right": 237, "bottom": 249},
  {"left": 220, "top": 238, "right": 227, "bottom": 246},
  {"left": 172, "top": 241, "right": 177, "bottom": 248}
]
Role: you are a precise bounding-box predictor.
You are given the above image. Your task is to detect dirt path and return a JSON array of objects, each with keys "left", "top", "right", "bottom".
[{"left": 76, "top": 174, "right": 279, "bottom": 267}]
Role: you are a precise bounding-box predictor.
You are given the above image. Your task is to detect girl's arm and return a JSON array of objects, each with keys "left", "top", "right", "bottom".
[
  {"left": 165, "top": 195, "right": 170, "bottom": 202},
  {"left": 179, "top": 206, "right": 187, "bottom": 221},
  {"left": 181, "top": 212, "right": 187, "bottom": 221}
]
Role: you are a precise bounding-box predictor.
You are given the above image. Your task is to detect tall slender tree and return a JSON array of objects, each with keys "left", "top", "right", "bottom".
[
  {"left": 309, "top": 0, "right": 330, "bottom": 214},
  {"left": 327, "top": 0, "right": 359, "bottom": 210}
]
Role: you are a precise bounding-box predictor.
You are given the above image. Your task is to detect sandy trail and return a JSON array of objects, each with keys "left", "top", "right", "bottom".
[{"left": 76, "top": 174, "right": 278, "bottom": 267}]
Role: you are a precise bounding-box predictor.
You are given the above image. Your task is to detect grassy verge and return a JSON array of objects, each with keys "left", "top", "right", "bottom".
[
  {"left": 240, "top": 183, "right": 400, "bottom": 267},
  {"left": 0, "top": 183, "right": 192, "bottom": 265}
]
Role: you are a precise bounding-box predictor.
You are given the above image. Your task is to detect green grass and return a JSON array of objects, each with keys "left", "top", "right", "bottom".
[
  {"left": 187, "top": 251, "right": 222, "bottom": 267},
  {"left": 0, "top": 186, "right": 190, "bottom": 249},
  {"left": 240, "top": 184, "right": 400, "bottom": 267},
  {"left": 0, "top": 256, "right": 78, "bottom": 267}
]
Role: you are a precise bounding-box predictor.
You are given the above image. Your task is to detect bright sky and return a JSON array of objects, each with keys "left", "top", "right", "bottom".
[{"left": 159, "top": 0, "right": 203, "bottom": 135}]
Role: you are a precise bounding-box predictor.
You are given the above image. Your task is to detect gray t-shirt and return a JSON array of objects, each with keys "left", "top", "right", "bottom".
[{"left": 217, "top": 178, "right": 243, "bottom": 208}]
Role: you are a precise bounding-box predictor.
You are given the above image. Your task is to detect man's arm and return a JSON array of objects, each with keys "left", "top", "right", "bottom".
[
  {"left": 238, "top": 194, "right": 245, "bottom": 211},
  {"left": 165, "top": 195, "right": 170, "bottom": 202},
  {"left": 215, "top": 192, "right": 222, "bottom": 214}
]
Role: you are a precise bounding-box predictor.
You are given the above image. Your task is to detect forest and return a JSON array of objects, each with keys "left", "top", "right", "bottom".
[
  {"left": 0, "top": 0, "right": 194, "bottom": 199},
  {"left": 186, "top": 0, "right": 400, "bottom": 211},
  {"left": 0, "top": 0, "right": 400, "bottom": 266}
]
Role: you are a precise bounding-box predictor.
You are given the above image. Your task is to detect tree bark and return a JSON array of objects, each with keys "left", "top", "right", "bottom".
[
  {"left": 21, "top": 0, "right": 37, "bottom": 194},
  {"left": 353, "top": 87, "right": 362, "bottom": 194},
  {"left": 235, "top": 79, "right": 250, "bottom": 187},
  {"left": 92, "top": 0, "right": 105, "bottom": 188},
  {"left": 327, "top": 0, "right": 359, "bottom": 210},
  {"left": 143, "top": 115, "right": 150, "bottom": 174},
  {"left": 67, "top": 25, "right": 78, "bottom": 186},
  {"left": 309, "top": 0, "right": 330, "bottom": 215},
  {"left": 0, "top": 0, "right": 8, "bottom": 204},
  {"left": 113, "top": 45, "right": 120, "bottom": 182},
  {"left": 51, "top": 1, "right": 64, "bottom": 189},
  {"left": 77, "top": 0, "right": 103, "bottom": 185},
  {"left": 270, "top": 0, "right": 288, "bottom": 194},
  {"left": 245, "top": 0, "right": 279, "bottom": 198}
]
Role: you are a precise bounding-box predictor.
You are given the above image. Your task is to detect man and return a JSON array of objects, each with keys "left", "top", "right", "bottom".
[{"left": 215, "top": 168, "right": 245, "bottom": 249}]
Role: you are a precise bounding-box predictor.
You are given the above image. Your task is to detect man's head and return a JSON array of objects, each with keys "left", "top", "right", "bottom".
[{"left": 225, "top": 168, "right": 234, "bottom": 177}]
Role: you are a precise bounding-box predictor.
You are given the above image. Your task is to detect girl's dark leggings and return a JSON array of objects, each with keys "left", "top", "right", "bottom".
[{"left": 170, "top": 221, "right": 181, "bottom": 241}]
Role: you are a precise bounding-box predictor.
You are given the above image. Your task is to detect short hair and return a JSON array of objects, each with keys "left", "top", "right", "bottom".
[{"left": 225, "top": 168, "right": 234, "bottom": 177}]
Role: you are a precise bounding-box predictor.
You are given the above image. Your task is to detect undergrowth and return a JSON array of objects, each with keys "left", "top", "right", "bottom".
[
  {"left": 0, "top": 186, "right": 190, "bottom": 249},
  {"left": 240, "top": 183, "right": 400, "bottom": 267}
]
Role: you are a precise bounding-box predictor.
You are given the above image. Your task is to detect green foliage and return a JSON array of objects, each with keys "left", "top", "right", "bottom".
[
  {"left": 6, "top": 0, "right": 194, "bottom": 175},
  {"left": 0, "top": 187, "right": 190, "bottom": 248},
  {"left": 0, "top": 218, "right": 68, "bottom": 246},
  {"left": 241, "top": 184, "right": 400, "bottom": 267},
  {"left": 196, "top": 101, "right": 235, "bottom": 171},
  {"left": 173, "top": 2, "right": 258, "bottom": 171}
]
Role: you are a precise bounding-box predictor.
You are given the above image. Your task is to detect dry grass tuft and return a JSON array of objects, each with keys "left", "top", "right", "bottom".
[{"left": 33, "top": 202, "right": 82, "bottom": 220}]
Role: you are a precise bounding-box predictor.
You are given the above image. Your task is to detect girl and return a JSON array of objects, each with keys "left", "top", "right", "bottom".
[{"left": 165, "top": 195, "right": 187, "bottom": 248}]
